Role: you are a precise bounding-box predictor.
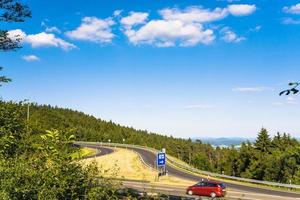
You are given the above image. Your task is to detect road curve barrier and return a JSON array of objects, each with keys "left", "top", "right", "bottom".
[{"left": 74, "top": 141, "right": 300, "bottom": 190}]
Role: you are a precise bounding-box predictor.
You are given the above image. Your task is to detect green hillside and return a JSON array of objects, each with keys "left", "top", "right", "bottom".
[
  {"left": 27, "top": 103, "right": 210, "bottom": 163},
  {"left": 27, "top": 102, "right": 300, "bottom": 184},
  {"left": 4, "top": 101, "right": 300, "bottom": 184}
]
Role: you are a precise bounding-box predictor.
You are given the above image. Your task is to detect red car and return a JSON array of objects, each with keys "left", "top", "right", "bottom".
[{"left": 186, "top": 180, "right": 226, "bottom": 198}]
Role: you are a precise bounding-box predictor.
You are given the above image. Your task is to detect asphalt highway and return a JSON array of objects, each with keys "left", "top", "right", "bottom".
[
  {"left": 128, "top": 147, "right": 300, "bottom": 198},
  {"left": 77, "top": 143, "right": 300, "bottom": 198},
  {"left": 74, "top": 144, "right": 114, "bottom": 159}
]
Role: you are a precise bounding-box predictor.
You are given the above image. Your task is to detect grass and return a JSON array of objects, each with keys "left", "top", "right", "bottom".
[
  {"left": 81, "top": 148, "right": 195, "bottom": 186},
  {"left": 71, "top": 147, "right": 98, "bottom": 160}
]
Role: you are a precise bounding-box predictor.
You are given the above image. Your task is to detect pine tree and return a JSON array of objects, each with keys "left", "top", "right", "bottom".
[{"left": 255, "top": 128, "right": 271, "bottom": 153}]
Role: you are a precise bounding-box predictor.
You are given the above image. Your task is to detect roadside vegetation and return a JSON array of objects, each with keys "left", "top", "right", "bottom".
[
  {"left": 0, "top": 101, "right": 122, "bottom": 199},
  {"left": 15, "top": 103, "right": 300, "bottom": 185},
  {"left": 82, "top": 148, "right": 194, "bottom": 186},
  {"left": 71, "top": 147, "right": 98, "bottom": 160}
]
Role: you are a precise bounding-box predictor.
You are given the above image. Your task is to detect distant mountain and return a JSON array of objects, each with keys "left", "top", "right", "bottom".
[{"left": 193, "top": 137, "right": 255, "bottom": 147}]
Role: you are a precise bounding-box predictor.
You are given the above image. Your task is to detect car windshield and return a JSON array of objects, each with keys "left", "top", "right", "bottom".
[{"left": 219, "top": 183, "right": 226, "bottom": 189}]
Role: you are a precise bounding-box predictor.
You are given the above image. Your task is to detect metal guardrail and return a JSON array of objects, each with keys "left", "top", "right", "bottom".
[{"left": 75, "top": 141, "right": 300, "bottom": 189}]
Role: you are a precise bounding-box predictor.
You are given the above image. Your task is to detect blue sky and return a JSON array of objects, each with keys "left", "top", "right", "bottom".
[{"left": 1, "top": 0, "right": 300, "bottom": 138}]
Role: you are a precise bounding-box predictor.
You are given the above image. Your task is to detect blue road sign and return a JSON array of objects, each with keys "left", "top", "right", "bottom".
[{"left": 157, "top": 152, "right": 166, "bottom": 166}]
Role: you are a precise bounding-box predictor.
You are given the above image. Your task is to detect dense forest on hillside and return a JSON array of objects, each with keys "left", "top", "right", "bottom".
[
  {"left": 0, "top": 100, "right": 130, "bottom": 199},
  {"left": 21, "top": 102, "right": 300, "bottom": 185}
]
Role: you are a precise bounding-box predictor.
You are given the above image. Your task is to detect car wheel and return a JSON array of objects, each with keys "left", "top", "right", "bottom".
[
  {"left": 210, "top": 192, "right": 216, "bottom": 198},
  {"left": 187, "top": 190, "right": 193, "bottom": 195}
]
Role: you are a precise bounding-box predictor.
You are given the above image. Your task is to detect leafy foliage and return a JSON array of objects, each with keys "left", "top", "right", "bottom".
[
  {"left": 280, "top": 82, "right": 299, "bottom": 96},
  {"left": 0, "top": 101, "right": 121, "bottom": 199},
  {"left": 0, "top": 1, "right": 31, "bottom": 87},
  {"left": 0, "top": 0, "right": 31, "bottom": 22},
  {"left": 0, "top": 67, "right": 11, "bottom": 86},
  {"left": 0, "top": 0, "right": 31, "bottom": 51},
  {"left": 24, "top": 103, "right": 300, "bottom": 185},
  {"left": 0, "top": 30, "right": 22, "bottom": 51}
]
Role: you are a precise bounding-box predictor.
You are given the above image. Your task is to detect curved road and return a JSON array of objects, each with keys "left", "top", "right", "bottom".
[
  {"left": 128, "top": 147, "right": 300, "bottom": 198},
  {"left": 73, "top": 144, "right": 114, "bottom": 159},
  {"left": 77, "top": 143, "right": 300, "bottom": 198}
]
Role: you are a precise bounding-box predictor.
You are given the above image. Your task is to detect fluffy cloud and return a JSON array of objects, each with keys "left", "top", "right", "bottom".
[
  {"left": 159, "top": 6, "right": 228, "bottom": 23},
  {"left": 66, "top": 17, "right": 115, "bottom": 43},
  {"left": 26, "top": 32, "right": 76, "bottom": 50},
  {"left": 120, "top": 5, "right": 255, "bottom": 47},
  {"left": 124, "top": 19, "right": 215, "bottom": 47},
  {"left": 232, "top": 87, "right": 272, "bottom": 92},
  {"left": 221, "top": 27, "right": 245, "bottom": 43},
  {"left": 228, "top": 4, "right": 256, "bottom": 16},
  {"left": 283, "top": 3, "right": 300, "bottom": 14},
  {"left": 8, "top": 29, "right": 76, "bottom": 51},
  {"left": 22, "top": 55, "right": 40, "bottom": 62},
  {"left": 120, "top": 12, "right": 149, "bottom": 27},
  {"left": 45, "top": 26, "right": 61, "bottom": 33},
  {"left": 7, "top": 29, "right": 26, "bottom": 41},
  {"left": 41, "top": 21, "right": 61, "bottom": 33}
]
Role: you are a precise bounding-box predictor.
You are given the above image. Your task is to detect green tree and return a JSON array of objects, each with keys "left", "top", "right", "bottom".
[
  {"left": 238, "top": 142, "right": 254, "bottom": 177},
  {"left": 0, "top": 0, "right": 31, "bottom": 51},
  {"left": 255, "top": 128, "right": 271, "bottom": 153},
  {"left": 0, "top": 0, "right": 31, "bottom": 86},
  {"left": 0, "top": 67, "right": 11, "bottom": 86}
]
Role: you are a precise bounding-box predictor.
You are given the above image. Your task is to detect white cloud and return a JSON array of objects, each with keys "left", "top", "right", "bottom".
[
  {"left": 232, "top": 87, "right": 272, "bottom": 92},
  {"left": 66, "top": 17, "right": 115, "bottom": 43},
  {"left": 282, "top": 17, "right": 300, "bottom": 25},
  {"left": 26, "top": 32, "right": 76, "bottom": 50},
  {"left": 7, "top": 29, "right": 27, "bottom": 41},
  {"left": 113, "top": 10, "right": 123, "bottom": 17},
  {"left": 185, "top": 104, "right": 214, "bottom": 109},
  {"left": 22, "top": 55, "right": 40, "bottom": 62},
  {"left": 120, "top": 8, "right": 220, "bottom": 47},
  {"left": 120, "top": 12, "right": 149, "bottom": 27},
  {"left": 221, "top": 27, "right": 245, "bottom": 43},
  {"left": 250, "top": 25, "right": 262, "bottom": 32},
  {"left": 124, "top": 19, "right": 215, "bottom": 47},
  {"left": 8, "top": 29, "right": 76, "bottom": 51},
  {"left": 41, "top": 20, "right": 61, "bottom": 33},
  {"left": 120, "top": 5, "right": 256, "bottom": 47},
  {"left": 45, "top": 26, "right": 61, "bottom": 33},
  {"left": 159, "top": 6, "right": 228, "bottom": 24},
  {"left": 228, "top": 4, "right": 256, "bottom": 16},
  {"left": 283, "top": 3, "right": 300, "bottom": 14}
]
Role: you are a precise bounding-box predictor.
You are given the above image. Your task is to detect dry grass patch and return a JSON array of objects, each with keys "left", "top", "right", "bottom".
[{"left": 81, "top": 148, "right": 194, "bottom": 186}]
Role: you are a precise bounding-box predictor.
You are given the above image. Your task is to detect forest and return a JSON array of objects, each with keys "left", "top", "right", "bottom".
[{"left": 20, "top": 102, "right": 300, "bottom": 185}]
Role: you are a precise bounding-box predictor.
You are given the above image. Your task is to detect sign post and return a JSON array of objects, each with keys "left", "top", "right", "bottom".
[
  {"left": 157, "top": 149, "right": 166, "bottom": 178},
  {"left": 157, "top": 152, "right": 166, "bottom": 166}
]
